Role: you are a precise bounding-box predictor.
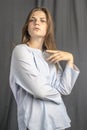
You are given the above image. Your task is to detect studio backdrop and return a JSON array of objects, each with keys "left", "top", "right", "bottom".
[{"left": 0, "top": 0, "right": 87, "bottom": 130}]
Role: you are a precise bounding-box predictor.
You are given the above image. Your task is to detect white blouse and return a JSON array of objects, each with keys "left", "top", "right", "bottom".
[{"left": 9, "top": 44, "right": 80, "bottom": 130}]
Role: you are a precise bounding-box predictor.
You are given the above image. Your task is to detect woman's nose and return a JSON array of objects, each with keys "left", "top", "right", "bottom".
[{"left": 34, "top": 19, "right": 40, "bottom": 25}]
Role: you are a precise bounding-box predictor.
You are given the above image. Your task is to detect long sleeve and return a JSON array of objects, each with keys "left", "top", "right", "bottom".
[
  {"left": 10, "top": 45, "right": 61, "bottom": 104},
  {"left": 54, "top": 63, "right": 80, "bottom": 95}
]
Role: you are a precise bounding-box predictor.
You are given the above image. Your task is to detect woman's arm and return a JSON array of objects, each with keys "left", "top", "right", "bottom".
[
  {"left": 10, "top": 46, "right": 61, "bottom": 104},
  {"left": 55, "top": 63, "right": 80, "bottom": 95},
  {"left": 46, "top": 50, "right": 80, "bottom": 95}
]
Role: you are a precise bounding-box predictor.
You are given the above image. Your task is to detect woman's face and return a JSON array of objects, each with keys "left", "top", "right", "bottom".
[{"left": 28, "top": 11, "right": 47, "bottom": 39}]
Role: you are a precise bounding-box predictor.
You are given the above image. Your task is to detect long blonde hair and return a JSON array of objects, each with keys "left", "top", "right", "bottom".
[{"left": 21, "top": 7, "right": 57, "bottom": 50}]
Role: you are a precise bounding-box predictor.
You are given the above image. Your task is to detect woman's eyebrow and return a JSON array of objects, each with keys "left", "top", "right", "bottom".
[{"left": 31, "top": 16, "right": 46, "bottom": 19}]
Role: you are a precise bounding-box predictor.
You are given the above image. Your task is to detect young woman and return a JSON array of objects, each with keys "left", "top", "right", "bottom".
[{"left": 9, "top": 7, "right": 80, "bottom": 130}]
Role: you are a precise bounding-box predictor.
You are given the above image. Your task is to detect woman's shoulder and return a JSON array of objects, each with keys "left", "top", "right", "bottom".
[
  {"left": 12, "top": 44, "right": 33, "bottom": 59},
  {"left": 13, "top": 44, "right": 28, "bottom": 51},
  {"left": 13, "top": 44, "right": 32, "bottom": 54}
]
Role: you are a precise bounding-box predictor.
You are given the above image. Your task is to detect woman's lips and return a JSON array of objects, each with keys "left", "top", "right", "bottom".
[{"left": 34, "top": 27, "right": 40, "bottom": 30}]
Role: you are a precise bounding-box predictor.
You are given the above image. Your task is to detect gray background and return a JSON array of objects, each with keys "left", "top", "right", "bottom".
[{"left": 0, "top": 0, "right": 87, "bottom": 130}]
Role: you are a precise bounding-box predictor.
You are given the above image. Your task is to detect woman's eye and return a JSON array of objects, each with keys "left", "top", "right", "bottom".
[
  {"left": 29, "top": 18, "right": 47, "bottom": 23},
  {"left": 41, "top": 20, "right": 46, "bottom": 22},
  {"left": 29, "top": 19, "right": 35, "bottom": 22}
]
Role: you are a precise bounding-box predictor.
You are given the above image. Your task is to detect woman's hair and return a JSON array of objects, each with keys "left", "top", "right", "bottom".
[{"left": 21, "top": 7, "right": 57, "bottom": 50}]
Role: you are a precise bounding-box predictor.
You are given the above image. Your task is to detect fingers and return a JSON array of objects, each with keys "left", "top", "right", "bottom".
[
  {"left": 47, "top": 53, "right": 60, "bottom": 60},
  {"left": 46, "top": 50, "right": 60, "bottom": 62},
  {"left": 46, "top": 51, "right": 62, "bottom": 63},
  {"left": 46, "top": 50, "right": 59, "bottom": 53},
  {"left": 45, "top": 50, "right": 74, "bottom": 64},
  {"left": 47, "top": 55, "right": 63, "bottom": 63}
]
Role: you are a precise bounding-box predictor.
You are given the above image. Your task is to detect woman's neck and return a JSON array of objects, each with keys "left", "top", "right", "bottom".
[{"left": 27, "top": 38, "right": 44, "bottom": 50}]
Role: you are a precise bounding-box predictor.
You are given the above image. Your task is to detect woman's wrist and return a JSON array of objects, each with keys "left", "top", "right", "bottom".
[{"left": 67, "top": 54, "right": 74, "bottom": 68}]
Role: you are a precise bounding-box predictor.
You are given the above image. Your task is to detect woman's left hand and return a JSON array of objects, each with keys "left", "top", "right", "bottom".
[{"left": 46, "top": 50, "right": 74, "bottom": 67}]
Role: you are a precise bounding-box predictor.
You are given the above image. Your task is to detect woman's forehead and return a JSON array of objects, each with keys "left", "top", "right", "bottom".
[{"left": 30, "top": 11, "right": 46, "bottom": 18}]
